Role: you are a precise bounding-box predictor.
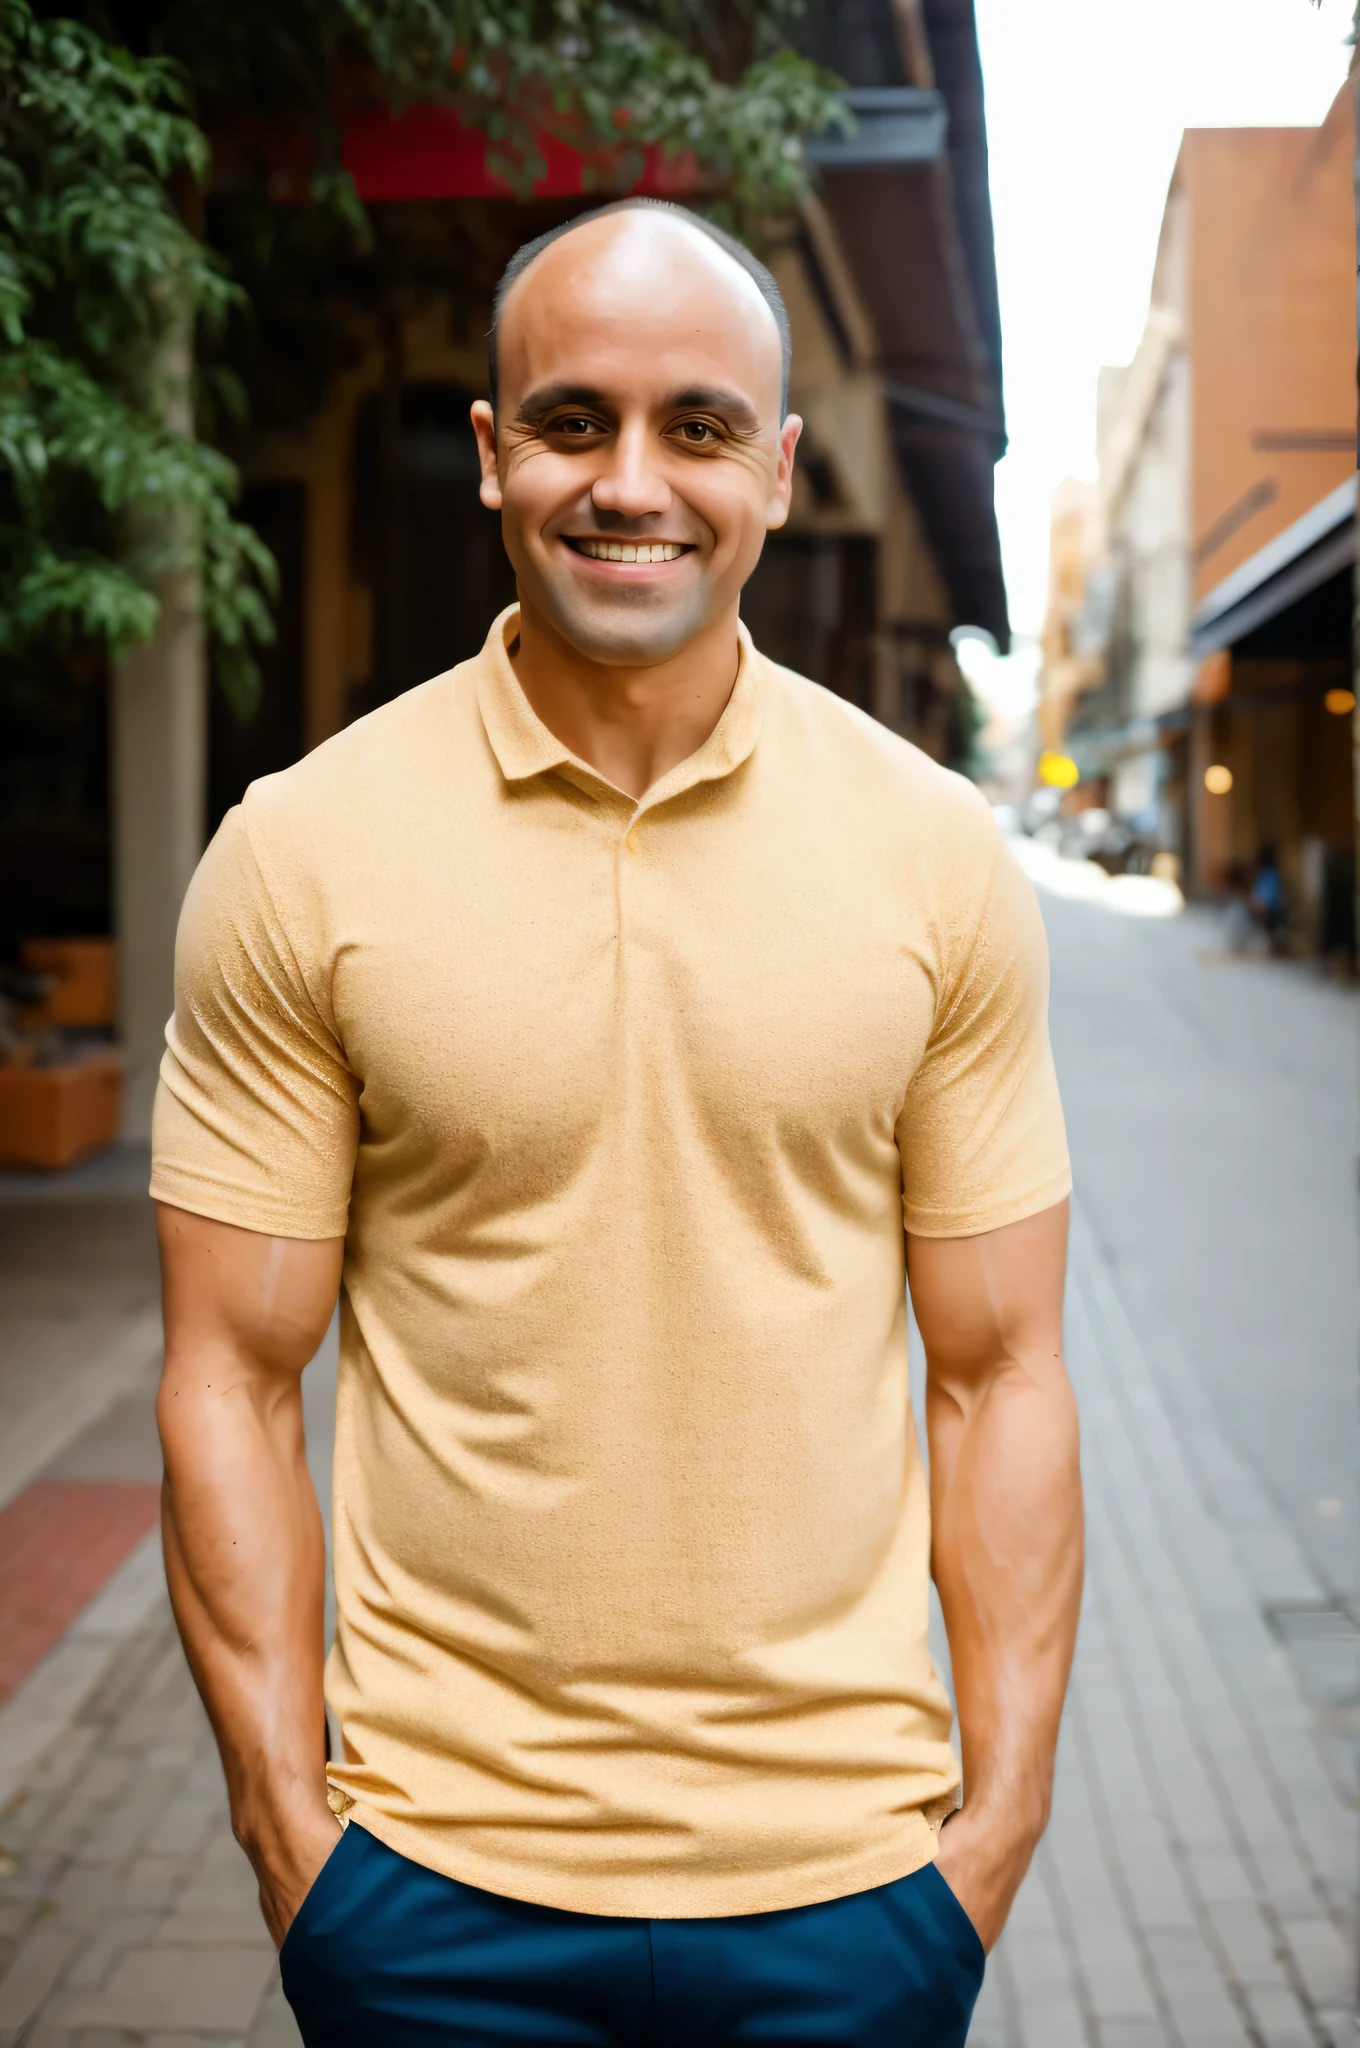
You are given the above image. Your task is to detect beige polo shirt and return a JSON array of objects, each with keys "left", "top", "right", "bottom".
[{"left": 152, "top": 607, "right": 1069, "bottom": 1919}]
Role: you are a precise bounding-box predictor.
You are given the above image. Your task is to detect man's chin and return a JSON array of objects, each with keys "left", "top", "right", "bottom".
[{"left": 528, "top": 580, "right": 712, "bottom": 668}]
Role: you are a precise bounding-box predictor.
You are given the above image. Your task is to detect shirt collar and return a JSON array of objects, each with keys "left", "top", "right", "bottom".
[{"left": 475, "top": 605, "right": 766, "bottom": 811}]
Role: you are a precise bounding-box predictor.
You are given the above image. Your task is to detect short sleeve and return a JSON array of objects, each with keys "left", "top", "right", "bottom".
[
  {"left": 150, "top": 805, "right": 359, "bottom": 1239},
  {"left": 899, "top": 834, "right": 1070, "bottom": 1238}
]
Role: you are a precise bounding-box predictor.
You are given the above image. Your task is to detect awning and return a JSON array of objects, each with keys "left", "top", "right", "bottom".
[
  {"left": 1190, "top": 475, "right": 1355, "bottom": 658},
  {"left": 807, "top": 87, "right": 947, "bottom": 168},
  {"left": 803, "top": 2, "right": 1010, "bottom": 649},
  {"left": 345, "top": 84, "right": 950, "bottom": 200}
]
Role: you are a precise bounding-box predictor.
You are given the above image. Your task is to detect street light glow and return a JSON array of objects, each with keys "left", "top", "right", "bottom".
[
  {"left": 1204, "top": 764, "right": 1233, "bottom": 795},
  {"left": 1323, "top": 688, "right": 1355, "bottom": 715}
]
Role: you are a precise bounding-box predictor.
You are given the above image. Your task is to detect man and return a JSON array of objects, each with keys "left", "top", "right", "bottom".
[{"left": 153, "top": 200, "right": 1082, "bottom": 2046}]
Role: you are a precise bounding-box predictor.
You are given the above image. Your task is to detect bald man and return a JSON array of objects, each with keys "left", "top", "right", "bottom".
[{"left": 153, "top": 200, "right": 1082, "bottom": 2047}]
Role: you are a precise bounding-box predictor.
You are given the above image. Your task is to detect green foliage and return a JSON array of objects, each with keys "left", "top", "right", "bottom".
[
  {"left": 332, "top": 0, "right": 848, "bottom": 225},
  {"left": 0, "top": 0, "right": 274, "bottom": 704},
  {"left": 122, "top": 0, "right": 846, "bottom": 235}
]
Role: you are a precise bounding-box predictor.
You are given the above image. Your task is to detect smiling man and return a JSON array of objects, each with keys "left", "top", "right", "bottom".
[{"left": 152, "top": 201, "right": 1082, "bottom": 2047}]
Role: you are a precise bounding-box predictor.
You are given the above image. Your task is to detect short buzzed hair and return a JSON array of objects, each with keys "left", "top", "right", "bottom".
[{"left": 488, "top": 198, "right": 791, "bottom": 419}]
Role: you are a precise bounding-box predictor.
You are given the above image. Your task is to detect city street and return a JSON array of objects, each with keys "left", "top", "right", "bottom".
[
  {"left": 970, "top": 867, "right": 1359, "bottom": 2048},
  {"left": 0, "top": 864, "right": 1355, "bottom": 2046}
]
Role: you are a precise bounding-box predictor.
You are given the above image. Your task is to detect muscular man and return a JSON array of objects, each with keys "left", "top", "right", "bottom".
[{"left": 153, "top": 199, "right": 1082, "bottom": 2046}]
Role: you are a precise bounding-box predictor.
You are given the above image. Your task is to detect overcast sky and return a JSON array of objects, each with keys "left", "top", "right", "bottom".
[{"left": 965, "top": 0, "right": 1353, "bottom": 714}]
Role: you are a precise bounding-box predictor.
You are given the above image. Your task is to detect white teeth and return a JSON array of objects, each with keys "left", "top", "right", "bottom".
[{"left": 574, "top": 539, "right": 685, "bottom": 563}]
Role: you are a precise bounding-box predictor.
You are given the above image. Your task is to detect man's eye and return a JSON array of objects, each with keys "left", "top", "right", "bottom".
[
  {"left": 676, "top": 420, "right": 717, "bottom": 444},
  {"left": 553, "top": 415, "right": 597, "bottom": 436}
]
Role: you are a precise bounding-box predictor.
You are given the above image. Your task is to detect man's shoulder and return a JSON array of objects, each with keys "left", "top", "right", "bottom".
[
  {"left": 757, "top": 652, "right": 995, "bottom": 839},
  {"left": 241, "top": 666, "right": 470, "bottom": 845}
]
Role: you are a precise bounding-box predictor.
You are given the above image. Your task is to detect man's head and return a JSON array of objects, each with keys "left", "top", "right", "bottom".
[{"left": 471, "top": 200, "right": 802, "bottom": 669}]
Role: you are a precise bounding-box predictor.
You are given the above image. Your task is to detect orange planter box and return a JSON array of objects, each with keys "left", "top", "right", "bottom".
[
  {"left": 20, "top": 939, "right": 118, "bottom": 1029},
  {"left": 0, "top": 1052, "right": 124, "bottom": 1170}
]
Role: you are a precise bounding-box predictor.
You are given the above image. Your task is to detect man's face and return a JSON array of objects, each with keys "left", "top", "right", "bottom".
[{"left": 472, "top": 213, "right": 802, "bottom": 667}]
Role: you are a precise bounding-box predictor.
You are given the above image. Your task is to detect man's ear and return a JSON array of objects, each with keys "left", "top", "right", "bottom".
[
  {"left": 470, "top": 400, "right": 502, "bottom": 511},
  {"left": 766, "top": 414, "right": 804, "bottom": 532}
]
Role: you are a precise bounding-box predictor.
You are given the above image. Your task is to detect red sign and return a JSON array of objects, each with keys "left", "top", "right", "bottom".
[{"left": 341, "top": 103, "right": 699, "bottom": 203}]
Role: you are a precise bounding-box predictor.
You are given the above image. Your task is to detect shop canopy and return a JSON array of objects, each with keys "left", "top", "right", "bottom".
[{"left": 1191, "top": 475, "right": 1356, "bottom": 661}]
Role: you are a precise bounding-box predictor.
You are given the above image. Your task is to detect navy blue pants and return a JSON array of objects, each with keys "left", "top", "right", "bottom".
[{"left": 281, "top": 1823, "right": 985, "bottom": 2045}]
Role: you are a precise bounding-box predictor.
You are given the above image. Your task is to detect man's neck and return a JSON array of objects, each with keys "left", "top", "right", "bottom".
[{"left": 510, "top": 601, "right": 741, "bottom": 801}]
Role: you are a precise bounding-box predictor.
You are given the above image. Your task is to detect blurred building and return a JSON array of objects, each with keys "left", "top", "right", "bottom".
[
  {"left": 1, "top": 0, "right": 1012, "bottom": 1137},
  {"left": 1036, "top": 478, "right": 1105, "bottom": 758},
  {"left": 1037, "top": 83, "right": 1356, "bottom": 949}
]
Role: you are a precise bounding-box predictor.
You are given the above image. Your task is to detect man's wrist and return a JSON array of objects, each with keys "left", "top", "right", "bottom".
[
  {"left": 232, "top": 1781, "right": 336, "bottom": 1869},
  {"left": 232, "top": 1785, "right": 343, "bottom": 1950},
  {"left": 946, "top": 1792, "right": 1046, "bottom": 1855},
  {"left": 936, "top": 1797, "right": 1045, "bottom": 1952}
]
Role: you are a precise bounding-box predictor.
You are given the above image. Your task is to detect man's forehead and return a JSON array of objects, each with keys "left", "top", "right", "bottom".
[{"left": 498, "top": 213, "right": 783, "bottom": 399}]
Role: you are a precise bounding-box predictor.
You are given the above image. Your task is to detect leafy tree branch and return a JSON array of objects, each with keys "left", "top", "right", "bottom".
[{"left": 0, "top": 0, "right": 274, "bottom": 706}]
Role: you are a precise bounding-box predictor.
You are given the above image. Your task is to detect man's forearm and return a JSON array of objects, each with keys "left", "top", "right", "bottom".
[
  {"left": 155, "top": 1206, "right": 345, "bottom": 1944},
  {"left": 160, "top": 1359, "right": 325, "bottom": 1796},
  {"left": 158, "top": 1338, "right": 337, "bottom": 1940},
  {"left": 909, "top": 1202, "right": 1082, "bottom": 1947},
  {"left": 929, "top": 1359, "right": 1083, "bottom": 1846}
]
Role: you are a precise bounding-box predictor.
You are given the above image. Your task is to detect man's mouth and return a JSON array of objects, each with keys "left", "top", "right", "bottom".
[{"left": 563, "top": 538, "right": 691, "bottom": 564}]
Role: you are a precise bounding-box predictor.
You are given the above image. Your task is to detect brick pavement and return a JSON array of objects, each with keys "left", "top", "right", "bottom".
[
  {"left": 0, "top": 1485, "right": 161, "bottom": 1706},
  {"left": 969, "top": 1202, "right": 1356, "bottom": 2048}
]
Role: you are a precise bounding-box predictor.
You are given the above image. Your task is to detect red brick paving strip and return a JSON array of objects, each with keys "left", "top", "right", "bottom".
[{"left": 0, "top": 1480, "right": 161, "bottom": 1705}]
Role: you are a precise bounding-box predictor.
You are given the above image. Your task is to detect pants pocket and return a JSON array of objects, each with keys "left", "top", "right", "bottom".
[
  {"left": 879, "top": 1859, "right": 986, "bottom": 2045},
  {"left": 918, "top": 1860, "right": 987, "bottom": 1986}
]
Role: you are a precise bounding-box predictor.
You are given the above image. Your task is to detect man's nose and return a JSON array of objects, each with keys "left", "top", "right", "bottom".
[{"left": 590, "top": 421, "right": 672, "bottom": 521}]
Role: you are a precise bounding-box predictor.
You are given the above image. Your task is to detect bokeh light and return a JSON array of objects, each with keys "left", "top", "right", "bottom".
[{"left": 1038, "top": 751, "right": 1081, "bottom": 789}]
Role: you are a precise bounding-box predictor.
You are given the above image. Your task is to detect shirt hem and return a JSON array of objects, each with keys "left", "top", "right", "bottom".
[
  {"left": 339, "top": 1802, "right": 945, "bottom": 1921},
  {"left": 904, "top": 1167, "right": 1072, "bottom": 1241},
  {"left": 148, "top": 1168, "right": 349, "bottom": 1242}
]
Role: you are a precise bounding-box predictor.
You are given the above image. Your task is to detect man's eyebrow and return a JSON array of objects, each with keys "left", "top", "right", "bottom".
[
  {"left": 515, "top": 383, "right": 610, "bottom": 423},
  {"left": 666, "top": 387, "right": 761, "bottom": 432},
  {"left": 513, "top": 381, "right": 763, "bottom": 433}
]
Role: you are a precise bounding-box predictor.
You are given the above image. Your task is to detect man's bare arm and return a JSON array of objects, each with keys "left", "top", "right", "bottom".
[
  {"left": 908, "top": 1198, "right": 1082, "bottom": 1950},
  {"left": 155, "top": 1203, "right": 345, "bottom": 1946}
]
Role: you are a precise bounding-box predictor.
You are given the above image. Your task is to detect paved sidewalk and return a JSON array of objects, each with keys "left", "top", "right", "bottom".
[
  {"left": 0, "top": 1159, "right": 160, "bottom": 1520},
  {"left": 0, "top": 1322, "right": 337, "bottom": 2048},
  {"left": 971, "top": 1204, "right": 1356, "bottom": 2048}
]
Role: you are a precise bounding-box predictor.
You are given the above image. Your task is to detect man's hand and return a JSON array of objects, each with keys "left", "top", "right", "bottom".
[
  {"left": 909, "top": 1200, "right": 1083, "bottom": 1952},
  {"left": 155, "top": 1205, "right": 345, "bottom": 1948},
  {"left": 248, "top": 1799, "right": 344, "bottom": 1949},
  {"left": 933, "top": 1806, "right": 1031, "bottom": 1954}
]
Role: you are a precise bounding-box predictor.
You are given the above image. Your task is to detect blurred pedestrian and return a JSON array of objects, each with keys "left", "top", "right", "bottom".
[
  {"left": 1251, "top": 842, "right": 1286, "bottom": 952},
  {"left": 1222, "top": 861, "right": 1256, "bottom": 953},
  {"left": 150, "top": 200, "right": 1082, "bottom": 2047}
]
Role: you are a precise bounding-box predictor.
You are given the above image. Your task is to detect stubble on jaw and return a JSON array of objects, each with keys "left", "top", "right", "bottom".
[{"left": 531, "top": 570, "right": 716, "bottom": 669}]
